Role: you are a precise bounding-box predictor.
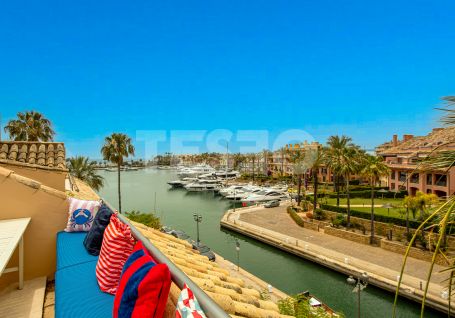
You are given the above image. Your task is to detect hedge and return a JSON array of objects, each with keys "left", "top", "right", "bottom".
[
  {"left": 287, "top": 206, "right": 305, "bottom": 227},
  {"left": 307, "top": 189, "right": 408, "bottom": 200},
  {"left": 320, "top": 204, "right": 422, "bottom": 229}
]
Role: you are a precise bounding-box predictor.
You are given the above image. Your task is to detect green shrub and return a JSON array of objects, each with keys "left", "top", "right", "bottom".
[
  {"left": 314, "top": 208, "right": 326, "bottom": 220},
  {"left": 126, "top": 210, "right": 161, "bottom": 229},
  {"left": 287, "top": 206, "right": 305, "bottom": 227}
]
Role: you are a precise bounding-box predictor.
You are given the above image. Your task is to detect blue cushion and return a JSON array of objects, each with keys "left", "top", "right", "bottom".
[
  {"left": 55, "top": 261, "right": 114, "bottom": 318},
  {"left": 83, "top": 204, "right": 114, "bottom": 256},
  {"left": 57, "top": 231, "right": 98, "bottom": 270}
]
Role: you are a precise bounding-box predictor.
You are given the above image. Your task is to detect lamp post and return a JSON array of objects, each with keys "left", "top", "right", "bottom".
[
  {"left": 347, "top": 272, "right": 368, "bottom": 318},
  {"left": 235, "top": 239, "right": 240, "bottom": 271},
  {"left": 193, "top": 214, "right": 202, "bottom": 246}
]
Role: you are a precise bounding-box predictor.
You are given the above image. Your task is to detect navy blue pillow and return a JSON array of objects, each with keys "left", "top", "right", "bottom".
[{"left": 83, "top": 204, "right": 114, "bottom": 255}]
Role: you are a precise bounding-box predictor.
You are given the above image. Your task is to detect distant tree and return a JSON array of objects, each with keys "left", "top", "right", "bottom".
[
  {"left": 101, "top": 133, "right": 135, "bottom": 213},
  {"left": 361, "top": 154, "right": 390, "bottom": 244},
  {"left": 4, "top": 111, "right": 55, "bottom": 141},
  {"left": 67, "top": 156, "right": 104, "bottom": 191}
]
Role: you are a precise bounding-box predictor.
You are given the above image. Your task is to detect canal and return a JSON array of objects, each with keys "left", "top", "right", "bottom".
[{"left": 97, "top": 168, "right": 444, "bottom": 318}]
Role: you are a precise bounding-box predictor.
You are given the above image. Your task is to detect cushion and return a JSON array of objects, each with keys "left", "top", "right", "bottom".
[
  {"left": 113, "top": 241, "right": 171, "bottom": 318},
  {"left": 55, "top": 260, "right": 114, "bottom": 318},
  {"left": 176, "top": 284, "right": 207, "bottom": 318},
  {"left": 64, "top": 197, "right": 101, "bottom": 232},
  {"left": 83, "top": 204, "right": 115, "bottom": 256},
  {"left": 96, "top": 214, "right": 135, "bottom": 294},
  {"left": 56, "top": 231, "right": 98, "bottom": 270}
]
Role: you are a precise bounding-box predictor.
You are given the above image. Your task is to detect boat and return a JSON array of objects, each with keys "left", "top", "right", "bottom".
[
  {"left": 298, "top": 291, "right": 337, "bottom": 316},
  {"left": 177, "top": 164, "right": 216, "bottom": 178},
  {"left": 167, "top": 177, "right": 198, "bottom": 188},
  {"left": 241, "top": 189, "right": 289, "bottom": 203},
  {"left": 184, "top": 180, "right": 222, "bottom": 192},
  {"left": 214, "top": 170, "right": 240, "bottom": 180}
]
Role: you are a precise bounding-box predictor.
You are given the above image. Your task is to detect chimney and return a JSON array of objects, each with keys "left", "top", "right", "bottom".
[
  {"left": 402, "top": 134, "right": 414, "bottom": 142},
  {"left": 392, "top": 135, "right": 398, "bottom": 147}
]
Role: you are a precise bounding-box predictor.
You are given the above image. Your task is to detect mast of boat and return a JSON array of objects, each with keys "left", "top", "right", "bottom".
[{"left": 225, "top": 141, "right": 229, "bottom": 176}]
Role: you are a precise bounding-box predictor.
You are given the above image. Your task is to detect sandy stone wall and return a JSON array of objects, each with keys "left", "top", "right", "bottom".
[
  {"left": 323, "top": 226, "right": 370, "bottom": 245},
  {"left": 380, "top": 239, "right": 448, "bottom": 266}
]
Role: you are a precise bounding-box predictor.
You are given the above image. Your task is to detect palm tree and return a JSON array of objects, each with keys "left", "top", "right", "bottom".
[
  {"left": 325, "top": 136, "right": 354, "bottom": 206},
  {"left": 232, "top": 153, "right": 246, "bottom": 170},
  {"left": 4, "top": 111, "right": 55, "bottom": 141},
  {"left": 360, "top": 154, "right": 390, "bottom": 244},
  {"left": 101, "top": 133, "right": 135, "bottom": 213},
  {"left": 306, "top": 146, "right": 324, "bottom": 211},
  {"left": 325, "top": 135, "right": 362, "bottom": 227},
  {"left": 67, "top": 156, "right": 104, "bottom": 191},
  {"left": 393, "top": 97, "right": 455, "bottom": 317},
  {"left": 248, "top": 153, "right": 257, "bottom": 181},
  {"left": 288, "top": 148, "right": 305, "bottom": 205}
]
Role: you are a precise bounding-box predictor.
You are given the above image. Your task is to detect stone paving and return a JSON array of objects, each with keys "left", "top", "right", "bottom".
[{"left": 236, "top": 203, "right": 449, "bottom": 289}]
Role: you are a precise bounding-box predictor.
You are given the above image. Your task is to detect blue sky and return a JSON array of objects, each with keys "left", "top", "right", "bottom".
[{"left": 1, "top": 0, "right": 454, "bottom": 158}]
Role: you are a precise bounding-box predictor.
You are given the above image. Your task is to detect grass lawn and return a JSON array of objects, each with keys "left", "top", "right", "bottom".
[
  {"left": 319, "top": 197, "right": 407, "bottom": 219},
  {"left": 321, "top": 197, "right": 404, "bottom": 206}
]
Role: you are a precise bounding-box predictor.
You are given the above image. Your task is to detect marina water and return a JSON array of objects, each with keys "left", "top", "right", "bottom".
[{"left": 98, "top": 168, "right": 444, "bottom": 318}]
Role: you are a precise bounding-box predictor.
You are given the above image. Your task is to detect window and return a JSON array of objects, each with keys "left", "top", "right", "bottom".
[
  {"left": 391, "top": 172, "right": 395, "bottom": 180},
  {"left": 399, "top": 172, "right": 407, "bottom": 182},
  {"left": 397, "top": 158, "right": 403, "bottom": 164},
  {"left": 426, "top": 174, "right": 433, "bottom": 185},
  {"left": 410, "top": 173, "right": 419, "bottom": 184},
  {"left": 391, "top": 183, "right": 395, "bottom": 189},
  {"left": 435, "top": 174, "right": 447, "bottom": 187}
]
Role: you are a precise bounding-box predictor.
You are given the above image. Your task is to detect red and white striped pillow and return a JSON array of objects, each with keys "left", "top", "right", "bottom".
[{"left": 96, "top": 214, "right": 135, "bottom": 294}]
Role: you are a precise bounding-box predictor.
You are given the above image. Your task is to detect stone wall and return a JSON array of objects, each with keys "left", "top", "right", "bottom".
[
  {"left": 380, "top": 239, "right": 448, "bottom": 266},
  {"left": 302, "top": 220, "right": 320, "bottom": 231},
  {"left": 324, "top": 226, "right": 370, "bottom": 245}
]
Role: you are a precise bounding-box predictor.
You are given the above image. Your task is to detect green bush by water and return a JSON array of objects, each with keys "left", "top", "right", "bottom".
[{"left": 125, "top": 210, "right": 161, "bottom": 229}]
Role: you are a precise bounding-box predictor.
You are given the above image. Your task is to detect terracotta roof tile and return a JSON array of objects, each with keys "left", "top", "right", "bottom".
[
  {"left": 130, "top": 221, "right": 290, "bottom": 318},
  {"left": 377, "top": 127, "right": 455, "bottom": 155},
  {"left": 0, "top": 141, "right": 66, "bottom": 170}
]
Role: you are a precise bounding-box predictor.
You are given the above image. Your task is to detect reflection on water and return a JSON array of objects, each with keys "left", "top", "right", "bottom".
[{"left": 97, "top": 168, "right": 444, "bottom": 318}]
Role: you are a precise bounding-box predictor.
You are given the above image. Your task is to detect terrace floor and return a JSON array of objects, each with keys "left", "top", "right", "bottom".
[{"left": 0, "top": 276, "right": 47, "bottom": 318}]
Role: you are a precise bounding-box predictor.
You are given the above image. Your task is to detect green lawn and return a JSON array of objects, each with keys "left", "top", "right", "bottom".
[{"left": 319, "top": 197, "right": 407, "bottom": 218}]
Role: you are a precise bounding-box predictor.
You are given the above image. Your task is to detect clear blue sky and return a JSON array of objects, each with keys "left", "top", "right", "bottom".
[{"left": 1, "top": 0, "right": 454, "bottom": 158}]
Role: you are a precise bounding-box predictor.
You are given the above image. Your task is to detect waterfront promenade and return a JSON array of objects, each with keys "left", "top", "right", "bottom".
[{"left": 221, "top": 202, "right": 453, "bottom": 314}]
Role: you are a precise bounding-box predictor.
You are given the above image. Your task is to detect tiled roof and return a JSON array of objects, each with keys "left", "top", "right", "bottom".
[
  {"left": 378, "top": 127, "right": 455, "bottom": 155},
  {"left": 130, "top": 221, "right": 291, "bottom": 318},
  {"left": 0, "top": 141, "right": 66, "bottom": 170}
]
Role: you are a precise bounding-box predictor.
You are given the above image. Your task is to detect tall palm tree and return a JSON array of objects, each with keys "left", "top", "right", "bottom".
[
  {"left": 248, "top": 153, "right": 257, "bottom": 180},
  {"left": 360, "top": 154, "right": 390, "bottom": 244},
  {"left": 67, "top": 156, "right": 104, "bottom": 191},
  {"left": 101, "top": 133, "right": 135, "bottom": 213},
  {"left": 325, "top": 135, "right": 354, "bottom": 206},
  {"left": 305, "top": 146, "right": 324, "bottom": 210},
  {"left": 288, "top": 148, "right": 305, "bottom": 205},
  {"left": 325, "top": 135, "right": 362, "bottom": 227},
  {"left": 4, "top": 111, "right": 55, "bottom": 141}
]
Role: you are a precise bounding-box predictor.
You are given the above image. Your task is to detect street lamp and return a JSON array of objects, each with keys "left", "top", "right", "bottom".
[
  {"left": 235, "top": 239, "right": 240, "bottom": 271},
  {"left": 347, "top": 272, "right": 369, "bottom": 318},
  {"left": 193, "top": 214, "right": 202, "bottom": 246}
]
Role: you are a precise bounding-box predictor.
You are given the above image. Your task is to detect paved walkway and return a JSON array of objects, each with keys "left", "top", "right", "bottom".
[{"left": 227, "top": 203, "right": 450, "bottom": 304}]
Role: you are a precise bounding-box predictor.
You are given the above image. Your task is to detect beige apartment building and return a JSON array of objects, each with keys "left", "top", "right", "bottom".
[{"left": 377, "top": 127, "right": 455, "bottom": 198}]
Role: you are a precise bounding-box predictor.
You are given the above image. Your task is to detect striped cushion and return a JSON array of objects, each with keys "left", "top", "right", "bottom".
[
  {"left": 64, "top": 197, "right": 101, "bottom": 232},
  {"left": 96, "top": 214, "right": 135, "bottom": 294},
  {"left": 176, "top": 284, "right": 207, "bottom": 318},
  {"left": 113, "top": 241, "right": 171, "bottom": 318}
]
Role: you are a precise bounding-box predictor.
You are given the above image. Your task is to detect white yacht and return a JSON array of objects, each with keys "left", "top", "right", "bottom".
[
  {"left": 241, "top": 189, "right": 289, "bottom": 203},
  {"left": 167, "top": 177, "right": 198, "bottom": 188},
  {"left": 214, "top": 170, "right": 240, "bottom": 180},
  {"left": 177, "top": 164, "right": 216, "bottom": 178},
  {"left": 184, "top": 180, "right": 221, "bottom": 192}
]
